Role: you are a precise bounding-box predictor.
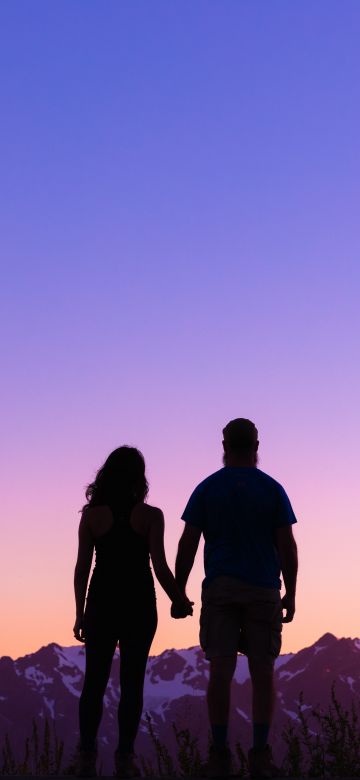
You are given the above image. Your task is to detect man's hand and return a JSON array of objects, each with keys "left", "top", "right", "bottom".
[
  {"left": 282, "top": 593, "right": 295, "bottom": 623},
  {"left": 171, "top": 596, "right": 194, "bottom": 619},
  {"left": 73, "top": 616, "right": 86, "bottom": 642}
]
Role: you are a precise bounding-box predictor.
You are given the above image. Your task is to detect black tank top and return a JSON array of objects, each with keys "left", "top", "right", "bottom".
[{"left": 86, "top": 505, "right": 155, "bottom": 609}]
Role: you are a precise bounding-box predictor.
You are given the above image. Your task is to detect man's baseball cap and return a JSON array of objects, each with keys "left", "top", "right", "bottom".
[{"left": 222, "top": 418, "right": 258, "bottom": 450}]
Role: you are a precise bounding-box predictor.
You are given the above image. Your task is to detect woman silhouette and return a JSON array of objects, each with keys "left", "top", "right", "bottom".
[{"left": 73, "top": 446, "right": 192, "bottom": 777}]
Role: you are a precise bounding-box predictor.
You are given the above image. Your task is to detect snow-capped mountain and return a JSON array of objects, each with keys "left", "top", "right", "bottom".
[{"left": 1, "top": 633, "right": 360, "bottom": 772}]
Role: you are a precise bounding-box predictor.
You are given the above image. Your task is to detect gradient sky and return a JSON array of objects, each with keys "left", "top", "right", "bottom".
[{"left": 1, "top": 1, "right": 360, "bottom": 660}]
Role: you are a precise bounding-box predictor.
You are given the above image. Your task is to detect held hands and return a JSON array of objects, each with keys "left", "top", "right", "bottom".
[
  {"left": 171, "top": 595, "right": 194, "bottom": 620},
  {"left": 282, "top": 592, "right": 295, "bottom": 623},
  {"left": 73, "top": 615, "right": 86, "bottom": 642}
]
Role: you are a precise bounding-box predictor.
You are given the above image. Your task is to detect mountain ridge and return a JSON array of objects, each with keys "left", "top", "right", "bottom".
[{"left": 1, "top": 633, "right": 360, "bottom": 773}]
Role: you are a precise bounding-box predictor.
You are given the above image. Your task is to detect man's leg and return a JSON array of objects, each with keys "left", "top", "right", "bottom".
[
  {"left": 248, "top": 657, "right": 275, "bottom": 750},
  {"left": 247, "top": 657, "right": 279, "bottom": 777},
  {"left": 245, "top": 593, "right": 282, "bottom": 777},
  {"left": 245, "top": 591, "right": 282, "bottom": 753},
  {"left": 207, "top": 654, "right": 237, "bottom": 749},
  {"left": 200, "top": 578, "right": 242, "bottom": 775}
]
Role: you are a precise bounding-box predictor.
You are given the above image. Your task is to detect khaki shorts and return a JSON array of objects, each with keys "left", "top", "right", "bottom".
[{"left": 200, "top": 576, "right": 282, "bottom": 662}]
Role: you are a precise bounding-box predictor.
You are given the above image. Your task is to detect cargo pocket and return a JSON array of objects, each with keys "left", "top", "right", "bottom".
[{"left": 269, "top": 602, "right": 283, "bottom": 658}]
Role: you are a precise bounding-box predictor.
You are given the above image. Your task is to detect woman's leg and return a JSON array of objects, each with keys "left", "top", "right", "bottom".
[
  {"left": 79, "top": 631, "right": 118, "bottom": 751},
  {"left": 117, "top": 606, "right": 157, "bottom": 756}
]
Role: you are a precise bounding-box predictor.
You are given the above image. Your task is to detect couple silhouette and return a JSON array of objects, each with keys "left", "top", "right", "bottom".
[{"left": 74, "top": 418, "right": 298, "bottom": 778}]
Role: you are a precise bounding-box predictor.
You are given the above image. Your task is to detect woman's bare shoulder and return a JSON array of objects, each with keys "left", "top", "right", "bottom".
[
  {"left": 132, "top": 502, "right": 163, "bottom": 519},
  {"left": 131, "top": 503, "right": 163, "bottom": 533},
  {"left": 81, "top": 505, "right": 113, "bottom": 535}
]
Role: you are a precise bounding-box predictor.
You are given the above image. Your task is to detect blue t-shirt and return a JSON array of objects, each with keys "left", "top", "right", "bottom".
[{"left": 182, "top": 467, "right": 297, "bottom": 589}]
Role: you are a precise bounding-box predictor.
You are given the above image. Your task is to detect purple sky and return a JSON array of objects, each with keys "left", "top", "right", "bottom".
[{"left": 1, "top": 1, "right": 360, "bottom": 657}]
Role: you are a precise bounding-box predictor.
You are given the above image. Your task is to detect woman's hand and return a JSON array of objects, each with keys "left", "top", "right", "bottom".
[
  {"left": 73, "top": 616, "right": 86, "bottom": 642},
  {"left": 171, "top": 595, "right": 194, "bottom": 619}
]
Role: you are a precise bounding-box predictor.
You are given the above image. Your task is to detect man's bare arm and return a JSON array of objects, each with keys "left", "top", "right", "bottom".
[
  {"left": 276, "top": 525, "right": 298, "bottom": 623},
  {"left": 175, "top": 524, "right": 202, "bottom": 594}
]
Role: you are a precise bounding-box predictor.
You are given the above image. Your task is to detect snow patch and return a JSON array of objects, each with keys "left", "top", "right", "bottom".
[
  {"left": 236, "top": 708, "right": 250, "bottom": 721},
  {"left": 283, "top": 708, "right": 299, "bottom": 721},
  {"left": 278, "top": 667, "right": 306, "bottom": 681},
  {"left": 275, "top": 653, "right": 293, "bottom": 670},
  {"left": 173, "top": 647, "right": 201, "bottom": 668},
  {"left": 347, "top": 676, "right": 356, "bottom": 691},
  {"left": 55, "top": 646, "right": 86, "bottom": 674},
  {"left": 25, "top": 667, "right": 53, "bottom": 686},
  {"left": 143, "top": 669, "right": 204, "bottom": 711},
  {"left": 61, "top": 673, "right": 83, "bottom": 698},
  {"left": 296, "top": 702, "right": 312, "bottom": 712},
  {"left": 44, "top": 697, "right": 55, "bottom": 718}
]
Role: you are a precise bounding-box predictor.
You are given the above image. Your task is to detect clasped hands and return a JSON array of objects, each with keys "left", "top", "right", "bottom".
[{"left": 171, "top": 595, "right": 194, "bottom": 619}]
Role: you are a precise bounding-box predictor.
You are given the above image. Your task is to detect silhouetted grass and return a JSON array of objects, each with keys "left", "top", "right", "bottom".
[
  {"left": 282, "top": 686, "right": 360, "bottom": 777},
  {"left": 1, "top": 719, "right": 64, "bottom": 776},
  {"left": 140, "top": 716, "right": 205, "bottom": 777},
  {"left": 2, "top": 688, "right": 360, "bottom": 776}
]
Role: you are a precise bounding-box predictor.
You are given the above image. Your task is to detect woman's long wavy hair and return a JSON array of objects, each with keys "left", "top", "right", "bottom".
[{"left": 83, "top": 446, "right": 149, "bottom": 513}]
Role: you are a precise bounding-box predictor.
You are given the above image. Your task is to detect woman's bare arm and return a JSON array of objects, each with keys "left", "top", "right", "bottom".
[
  {"left": 73, "top": 511, "right": 94, "bottom": 640},
  {"left": 145, "top": 507, "right": 193, "bottom": 614}
]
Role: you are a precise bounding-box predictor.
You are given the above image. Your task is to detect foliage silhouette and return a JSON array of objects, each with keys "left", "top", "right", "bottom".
[
  {"left": 1, "top": 720, "right": 64, "bottom": 776},
  {"left": 2, "top": 687, "right": 360, "bottom": 776},
  {"left": 282, "top": 686, "right": 360, "bottom": 777}
]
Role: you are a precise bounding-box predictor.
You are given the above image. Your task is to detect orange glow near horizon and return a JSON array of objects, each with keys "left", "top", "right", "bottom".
[{"left": 2, "top": 442, "right": 360, "bottom": 661}]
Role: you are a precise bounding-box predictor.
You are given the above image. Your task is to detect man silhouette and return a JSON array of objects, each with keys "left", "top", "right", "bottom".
[{"left": 173, "top": 419, "right": 298, "bottom": 778}]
